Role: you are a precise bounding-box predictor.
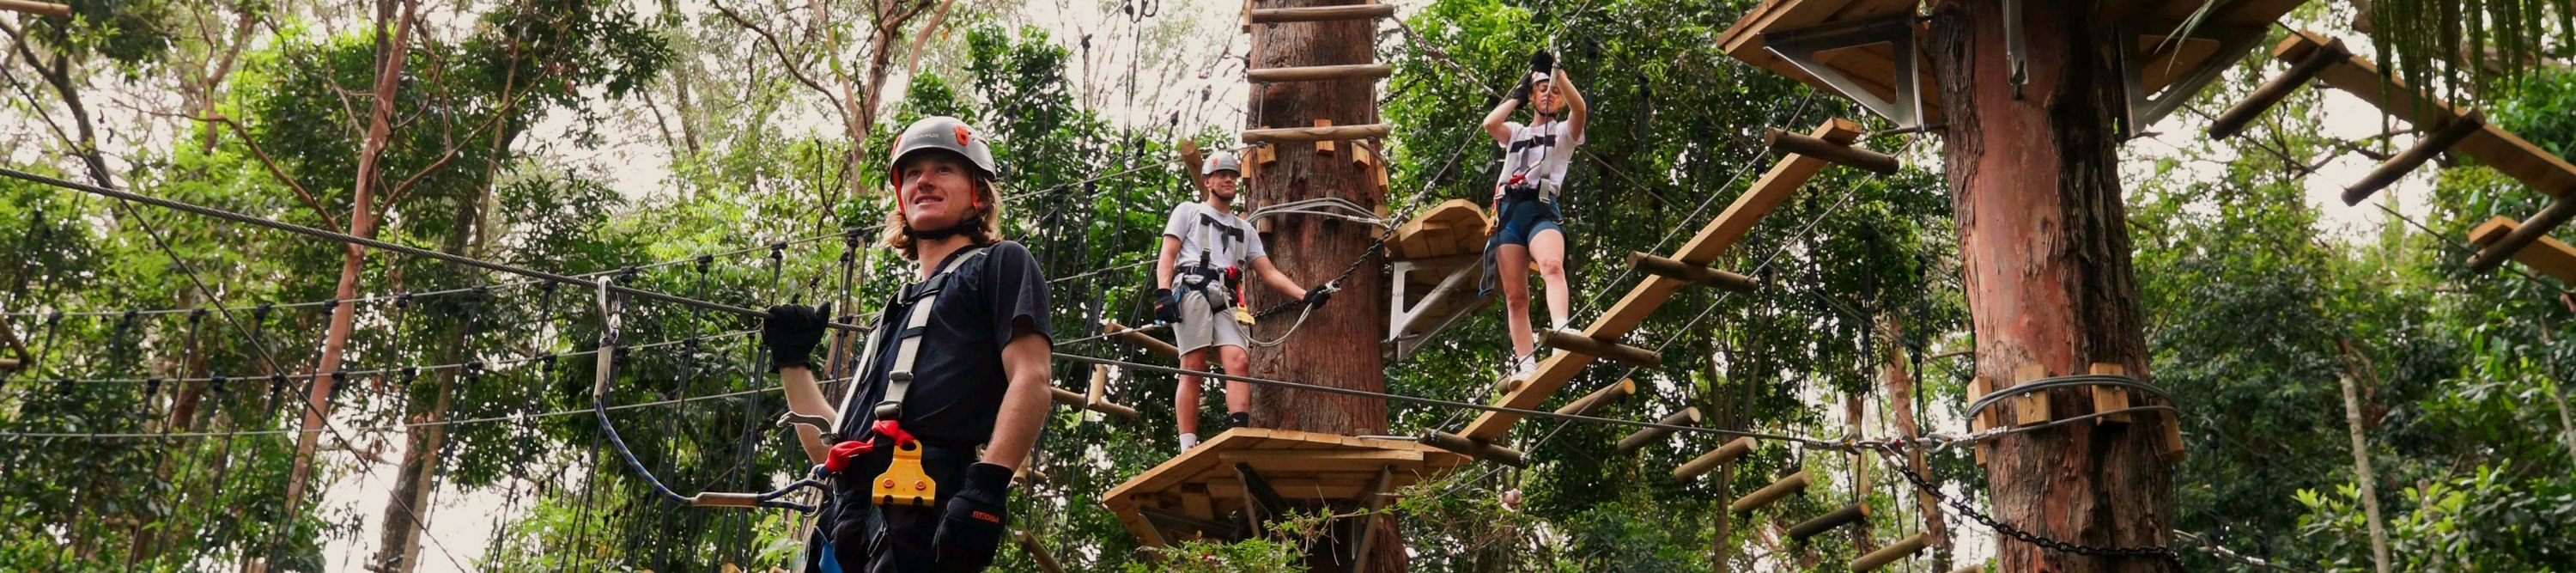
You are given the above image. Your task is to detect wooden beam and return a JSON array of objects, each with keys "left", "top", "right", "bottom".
[
  {"left": 1626, "top": 252, "right": 1758, "bottom": 292},
  {"left": 1247, "top": 64, "right": 1393, "bottom": 83},
  {"left": 1615, "top": 407, "right": 1702, "bottom": 453},
  {"left": 1730, "top": 471, "right": 1809, "bottom": 514},
  {"left": 1458, "top": 119, "right": 1862, "bottom": 442},
  {"left": 1247, "top": 3, "right": 1395, "bottom": 23},
  {"left": 1851, "top": 533, "right": 1930, "bottom": 571},
  {"left": 0, "top": 0, "right": 70, "bottom": 18},
  {"left": 0, "top": 358, "right": 18, "bottom": 371},
  {"left": 2208, "top": 38, "right": 2344, "bottom": 139},
  {"left": 2089, "top": 363, "right": 2133, "bottom": 426},
  {"left": 1540, "top": 328, "right": 1662, "bottom": 368},
  {"left": 1049, "top": 387, "right": 1088, "bottom": 406},
  {"left": 1672, "top": 436, "right": 1757, "bottom": 481},
  {"left": 2468, "top": 216, "right": 2576, "bottom": 283},
  {"left": 2011, "top": 363, "right": 2051, "bottom": 427},
  {"left": 1349, "top": 466, "right": 1397, "bottom": 573},
  {"left": 1241, "top": 123, "right": 1389, "bottom": 144},
  {"left": 2344, "top": 110, "right": 2486, "bottom": 205},
  {"left": 2278, "top": 31, "right": 2576, "bottom": 198},
  {"left": 1785, "top": 503, "right": 1868, "bottom": 542},
  {"left": 1552, "top": 378, "right": 1636, "bottom": 417},
  {"left": 1181, "top": 140, "right": 1210, "bottom": 197},
  {"left": 1204, "top": 478, "right": 1371, "bottom": 500},
  {"left": 1419, "top": 431, "right": 1528, "bottom": 466},
  {"left": 1765, "top": 128, "right": 1899, "bottom": 174},
  {"left": 2470, "top": 195, "right": 2576, "bottom": 273},
  {"left": 1018, "top": 529, "right": 1069, "bottom": 573},
  {"left": 1102, "top": 320, "right": 1178, "bottom": 357}
]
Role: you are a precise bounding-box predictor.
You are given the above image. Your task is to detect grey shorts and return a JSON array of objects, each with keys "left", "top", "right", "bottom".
[{"left": 1172, "top": 290, "right": 1247, "bottom": 354}]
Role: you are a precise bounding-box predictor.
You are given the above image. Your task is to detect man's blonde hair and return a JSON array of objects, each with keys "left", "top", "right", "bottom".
[{"left": 881, "top": 176, "right": 1005, "bottom": 261}]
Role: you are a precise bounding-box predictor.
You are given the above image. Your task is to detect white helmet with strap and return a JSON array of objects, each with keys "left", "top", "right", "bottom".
[
  {"left": 889, "top": 115, "right": 1000, "bottom": 180},
  {"left": 1200, "top": 150, "right": 1242, "bottom": 176}
]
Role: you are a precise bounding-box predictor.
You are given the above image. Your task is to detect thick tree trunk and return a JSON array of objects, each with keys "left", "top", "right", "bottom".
[
  {"left": 1880, "top": 316, "right": 1949, "bottom": 571},
  {"left": 1243, "top": 0, "right": 1391, "bottom": 570},
  {"left": 1926, "top": 1, "right": 2173, "bottom": 571}
]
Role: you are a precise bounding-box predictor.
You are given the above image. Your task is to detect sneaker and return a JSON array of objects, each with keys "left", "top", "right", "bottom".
[
  {"left": 1505, "top": 354, "right": 1540, "bottom": 386},
  {"left": 1179, "top": 432, "right": 1200, "bottom": 452},
  {"left": 1226, "top": 411, "right": 1252, "bottom": 430}
]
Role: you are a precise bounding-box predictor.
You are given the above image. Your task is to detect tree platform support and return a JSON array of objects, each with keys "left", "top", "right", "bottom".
[{"left": 1100, "top": 429, "right": 1468, "bottom": 547}]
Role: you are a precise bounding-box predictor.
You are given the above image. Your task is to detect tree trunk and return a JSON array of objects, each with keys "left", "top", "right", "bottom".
[
  {"left": 1243, "top": 0, "right": 1391, "bottom": 569},
  {"left": 273, "top": 3, "right": 414, "bottom": 570},
  {"left": 1880, "top": 316, "right": 1949, "bottom": 571},
  {"left": 1926, "top": 1, "right": 2172, "bottom": 571}
]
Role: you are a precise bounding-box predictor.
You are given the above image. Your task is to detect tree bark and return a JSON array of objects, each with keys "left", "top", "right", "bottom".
[
  {"left": 1243, "top": 0, "right": 1391, "bottom": 569},
  {"left": 1926, "top": 1, "right": 2172, "bottom": 571},
  {"left": 272, "top": 2, "right": 414, "bottom": 570},
  {"left": 1880, "top": 316, "right": 1949, "bottom": 571}
]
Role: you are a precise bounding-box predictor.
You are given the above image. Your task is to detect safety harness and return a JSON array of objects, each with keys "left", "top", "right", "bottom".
[
  {"left": 1176, "top": 207, "right": 1255, "bottom": 325},
  {"left": 822, "top": 245, "right": 991, "bottom": 508}
]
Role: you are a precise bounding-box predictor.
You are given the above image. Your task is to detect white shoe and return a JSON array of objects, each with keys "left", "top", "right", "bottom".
[
  {"left": 1510, "top": 354, "right": 1539, "bottom": 381},
  {"left": 1179, "top": 433, "right": 1200, "bottom": 452}
]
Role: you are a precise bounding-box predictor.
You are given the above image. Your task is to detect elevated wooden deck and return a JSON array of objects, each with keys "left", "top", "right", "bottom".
[
  {"left": 1386, "top": 198, "right": 1490, "bottom": 261},
  {"left": 1099, "top": 428, "right": 1469, "bottom": 546}
]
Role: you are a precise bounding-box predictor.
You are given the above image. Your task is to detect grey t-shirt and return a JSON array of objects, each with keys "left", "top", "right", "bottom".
[{"left": 1162, "top": 201, "right": 1267, "bottom": 270}]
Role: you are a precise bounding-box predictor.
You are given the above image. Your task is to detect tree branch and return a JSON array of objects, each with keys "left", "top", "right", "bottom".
[{"left": 713, "top": 1, "right": 848, "bottom": 125}]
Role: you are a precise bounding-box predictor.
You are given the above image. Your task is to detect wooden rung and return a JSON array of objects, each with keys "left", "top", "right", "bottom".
[
  {"left": 1540, "top": 328, "right": 1662, "bottom": 368},
  {"left": 1852, "top": 533, "right": 1931, "bottom": 572},
  {"left": 1086, "top": 364, "right": 1111, "bottom": 405},
  {"left": 1785, "top": 503, "right": 1868, "bottom": 542},
  {"left": 2467, "top": 216, "right": 2576, "bottom": 283},
  {"left": 1948, "top": 566, "right": 1985, "bottom": 573},
  {"left": 2470, "top": 194, "right": 2576, "bottom": 273},
  {"left": 1765, "top": 128, "right": 1899, "bottom": 174},
  {"left": 1419, "top": 430, "right": 1528, "bottom": 467},
  {"left": 1314, "top": 119, "right": 1338, "bottom": 155},
  {"left": 1247, "top": 64, "right": 1393, "bottom": 83},
  {"left": 2345, "top": 109, "right": 2487, "bottom": 205},
  {"left": 2010, "top": 363, "right": 2050, "bottom": 428},
  {"left": 0, "top": 0, "right": 70, "bottom": 18},
  {"left": 0, "top": 358, "right": 18, "bottom": 371},
  {"left": 1672, "top": 436, "right": 1756, "bottom": 481},
  {"left": 1247, "top": 3, "right": 1395, "bottom": 23},
  {"left": 1614, "top": 406, "right": 1701, "bottom": 453},
  {"left": 1730, "top": 471, "right": 1809, "bottom": 514},
  {"left": 2088, "top": 363, "right": 2132, "bottom": 426},
  {"left": 1627, "top": 252, "right": 1757, "bottom": 292},
  {"left": 1018, "top": 529, "right": 1068, "bottom": 573},
  {"left": 1241, "top": 123, "right": 1389, "bottom": 144},
  {"left": 1102, "top": 320, "right": 1178, "bottom": 357},
  {"left": 1048, "top": 387, "right": 1088, "bottom": 406},
  {"left": 1553, "top": 378, "right": 1636, "bottom": 417},
  {"left": 2209, "top": 38, "right": 2346, "bottom": 140}
]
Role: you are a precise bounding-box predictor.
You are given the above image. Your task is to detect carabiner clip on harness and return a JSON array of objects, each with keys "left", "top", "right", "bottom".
[{"left": 827, "top": 247, "right": 991, "bottom": 507}]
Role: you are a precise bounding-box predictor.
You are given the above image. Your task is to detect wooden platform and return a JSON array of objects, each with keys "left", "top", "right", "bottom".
[
  {"left": 1455, "top": 119, "right": 1865, "bottom": 442},
  {"left": 2470, "top": 217, "right": 2576, "bottom": 283},
  {"left": 1099, "top": 428, "right": 1469, "bottom": 546},
  {"left": 2278, "top": 31, "right": 2576, "bottom": 198},
  {"left": 1387, "top": 198, "right": 1491, "bottom": 261}
]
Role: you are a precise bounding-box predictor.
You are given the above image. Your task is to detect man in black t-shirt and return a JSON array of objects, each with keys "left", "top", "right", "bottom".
[{"left": 764, "top": 116, "right": 1054, "bottom": 573}]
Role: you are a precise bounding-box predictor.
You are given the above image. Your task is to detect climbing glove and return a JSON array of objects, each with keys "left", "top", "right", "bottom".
[
  {"left": 762, "top": 303, "right": 831, "bottom": 373},
  {"left": 1303, "top": 282, "right": 1337, "bottom": 308},
  {"left": 1154, "top": 288, "right": 1182, "bottom": 325},
  {"left": 1529, "top": 49, "right": 1555, "bottom": 76},
  {"left": 934, "top": 462, "right": 1014, "bottom": 571}
]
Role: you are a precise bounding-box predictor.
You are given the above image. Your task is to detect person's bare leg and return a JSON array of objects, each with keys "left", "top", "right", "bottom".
[
  {"left": 1498, "top": 244, "right": 1535, "bottom": 359},
  {"left": 1176, "top": 349, "right": 1209, "bottom": 436},
  {"left": 1219, "top": 344, "right": 1254, "bottom": 420},
  {"left": 1531, "top": 229, "right": 1571, "bottom": 330}
]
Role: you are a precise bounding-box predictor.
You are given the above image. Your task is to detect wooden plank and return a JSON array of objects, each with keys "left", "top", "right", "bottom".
[
  {"left": 1101, "top": 320, "right": 1178, "bottom": 357},
  {"left": 1851, "top": 532, "right": 1930, "bottom": 571},
  {"left": 1459, "top": 119, "right": 1862, "bottom": 441},
  {"left": 1247, "top": 3, "right": 1395, "bottom": 23},
  {"left": 1205, "top": 478, "right": 1372, "bottom": 500},
  {"left": 2279, "top": 31, "right": 2576, "bottom": 198},
  {"left": 1313, "top": 119, "right": 1338, "bottom": 156},
  {"left": 1242, "top": 123, "right": 1389, "bottom": 144},
  {"left": 1672, "top": 436, "right": 1757, "bottom": 481},
  {"left": 1553, "top": 378, "right": 1636, "bottom": 417},
  {"left": 2089, "top": 363, "right": 2132, "bottom": 426},
  {"left": 0, "top": 0, "right": 70, "bottom": 18},
  {"left": 1388, "top": 199, "right": 1490, "bottom": 261},
  {"left": 1247, "top": 64, "right": 1393, "bottom": 83},
  {"left": 2011, "top": 363, "right": 2050, "bottom": 427},
  {"left": 2469, "top": 216, "right": 2576, "bottom": 283}
]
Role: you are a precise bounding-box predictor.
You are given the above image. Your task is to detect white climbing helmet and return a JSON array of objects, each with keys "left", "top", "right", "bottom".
[
  {"left": 1201, "top": 150, "right": 1242, "bottom": 176},
  {"left": 888, "top": 116, "right": 1000, "bottom": 179}
]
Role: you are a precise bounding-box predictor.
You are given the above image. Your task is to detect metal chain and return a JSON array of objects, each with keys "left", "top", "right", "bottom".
[{"left": 1876, "top": 444, "right": 2184, "bottom": 564}]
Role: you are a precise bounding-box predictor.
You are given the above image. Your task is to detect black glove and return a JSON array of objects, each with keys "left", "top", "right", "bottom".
[
  {"left": 1529, "top": 49, "right": 1555, "bottom": 76},
  {"left": 1153, "top": 288, "right": 1182, "bottom": 324},
  {"left": 762, "top": 303, "right": 830, "bottom": 373},
  {"left": 1303, "top": 283, "right": 1335, "bottom": 308},
  {"left": 934, "top": 462, "right": 1013, "bottom": 571}
]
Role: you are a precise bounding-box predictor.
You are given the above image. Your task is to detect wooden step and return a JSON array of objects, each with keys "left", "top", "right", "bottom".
[
  {"left": 2469, "top": 216, "right": 2576, "bottom": 283},
  {"left": 1765, "top": 127, "right": 1899, "bottom": 174},
  {"left": 1730, "top": 471, "right": 1809, "bottom": 514},
  {"left": 1786, "top": 503, "right": 1868, "bottom": 542},
  {"left": 1627, "top": 252, "right": 1756, "bottom": 292},
  {"left": 1247, "top": 64, "right": 1392, "bottom": 83},
  {"left": 2208, "top": 37, "right": 2346, "bottom": 139},
  {"left": 1419, "top": 430, "right": 1528, "bottom": 466},
  {"left": 1248, "top": 3, "right": 1395, "bottom": 24},
  {"left": 1671, "top": 436, "right": 1755, "bottom": 481},
  {"left": 2345, "top": 110, "right": 2487, "bottom": 205},
  {"left": 1540, "top": 328, "right": 1662, "bottom": 368},
  {"left": 1552, "top": 378, "right": 1635, "bottom": 417},
  {"left": 1852, "top": 532, "right": 1930, "bottom": 571},
  {"left": 1614, "top": 407, "right": 1700, "bottom": 454},
  {"left": 2470, "top": 195, "right": 2576, "bottom": 273},
  {"left": 1241, "top": 123, "right": 1389, "bottom": 144},
  {"left": 0, "top": 0, "right": 70, "bottom": 18},
  {"left": 1101, "top": 320, "right": 1178, "bottom": 357}
]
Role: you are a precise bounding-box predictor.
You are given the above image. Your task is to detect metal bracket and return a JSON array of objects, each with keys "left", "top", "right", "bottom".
[
  {"left": 2118, "top": 21, "right": 2268, "bottom": 136},
  {"left": 1385, "top": 254, "right": 1489, "bottom": 363},
  {"left": 1762, "top": 13, "right": 1924, "bottom": 129}
]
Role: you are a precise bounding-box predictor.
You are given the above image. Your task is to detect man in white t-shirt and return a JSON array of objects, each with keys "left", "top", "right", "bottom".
[
  {"left": 1479, "top": 49, "right": 1589, "bottom": 384},
  {"left": 1153, "top": 150, "right": 1334, "bottom": 451}
]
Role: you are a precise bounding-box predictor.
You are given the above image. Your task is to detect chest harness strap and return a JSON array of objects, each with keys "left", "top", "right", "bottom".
[{"left": 823, "top": 246, "right": 989, "bottom": 507}]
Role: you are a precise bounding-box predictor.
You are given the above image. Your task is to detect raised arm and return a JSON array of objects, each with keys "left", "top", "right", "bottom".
[
  {"left": 1482, "top": 91, "right": 1520, "bottom": 146},
  {"left": 1556, "top": 69, "right": 1589, "bottom": 144}
]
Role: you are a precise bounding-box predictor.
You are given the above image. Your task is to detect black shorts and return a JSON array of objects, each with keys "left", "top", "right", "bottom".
[{"left": 824, "top": 443, "right": 981, "bottom": 572}]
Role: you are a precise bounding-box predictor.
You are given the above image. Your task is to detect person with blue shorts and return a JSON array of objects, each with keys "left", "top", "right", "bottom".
[{"left": 1480, "top": 49, "right": 1589, "bottom": 384}]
